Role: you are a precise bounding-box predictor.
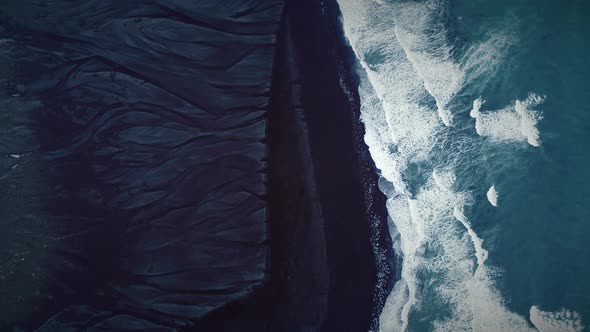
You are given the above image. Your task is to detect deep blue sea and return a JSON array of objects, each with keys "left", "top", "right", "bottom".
[{"left": 337, "top": 0, "right": 590, "bottom": 331}]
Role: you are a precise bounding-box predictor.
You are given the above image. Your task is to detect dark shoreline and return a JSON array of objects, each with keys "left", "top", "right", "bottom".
[
  {"left": 332, "top": 12, "right": 398, "bottom": 332},
  {"left": 196, "top": 0, "right": 394, "bottom": 331},
  {"left": 286, "top": 0, "right": 395, "bottom": 331},
  {"left": 0, "top": 1, "right": 394, "bottom": 331}
]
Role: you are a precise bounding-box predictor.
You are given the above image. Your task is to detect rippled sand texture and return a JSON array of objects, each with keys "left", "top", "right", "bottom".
[{"left": 0, "top": 1, "right": 283, "bottom": 330}]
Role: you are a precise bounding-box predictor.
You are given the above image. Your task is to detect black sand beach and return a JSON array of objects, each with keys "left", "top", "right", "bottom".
[
  {"left": 0, "top": 0, "right": 393, "bottom": 331},
  {"left": 198, "top": 0, "right": 394, "bottom": 331}
]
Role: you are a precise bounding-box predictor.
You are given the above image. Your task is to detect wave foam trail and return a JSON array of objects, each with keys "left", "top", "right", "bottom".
[
  {"left": 337, "top": 0, "right": 544, "bottom": 330},
  {"left": 530, "top": 306, "right": 584, "bottom": 332},
  {"left": 462, "top": 19, "right": 517, "bottom": 84},
  {"left": 453, "top": 206, "right": 488, "bottom": 267},
  {"left": 391, "top": 12, "right": 463, "bottom": 127}
]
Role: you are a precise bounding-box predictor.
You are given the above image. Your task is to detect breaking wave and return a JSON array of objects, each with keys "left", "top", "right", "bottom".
[
  {"left": 336, "top": 0, "right": 580, "bottom": 331},
  {"left": 471, "top": 94, "right": 544, "bottom": 147}
]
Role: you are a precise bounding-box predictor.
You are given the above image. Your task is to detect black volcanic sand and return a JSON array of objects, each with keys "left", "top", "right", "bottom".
[
  {"left": 284, "top": 0, "right": 395, "bottom": 331},
  {"left": 0, "top": 1, "right": 282, "bottom": 331},
  {"left": 197, "top": 0, "right": 395, "bottom": 331},
  {"left": 0, "top": 0, "right": 395, "bottom": 330}
]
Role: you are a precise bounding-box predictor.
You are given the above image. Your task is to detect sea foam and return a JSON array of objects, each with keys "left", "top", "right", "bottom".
[
  {"left": 338, "top": 0, "right": 545, "bottom": 330},
  {"left": 471, "top": 93, "right": 544, "bottom": 147},
  {"left": 453, "top": 206, "right": 488, "bottom": 267},
  {"left": 470, "top": 97, "right": 485, "bottom": 119},
  {"left": 487, "top": 185, "right": 499, "bottom": 207},
  {"left": 530, "top": 306, "right": 584, "bottom": 332},
  {"left": 394, "top": 26, "right": 463, "bottom": 127}
]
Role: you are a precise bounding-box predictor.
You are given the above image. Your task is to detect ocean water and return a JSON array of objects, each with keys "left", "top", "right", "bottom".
[{"left": 336, "top": 0, "right": 590, "bottom": 331}]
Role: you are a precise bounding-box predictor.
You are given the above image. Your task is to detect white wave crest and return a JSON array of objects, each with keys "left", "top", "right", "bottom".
[
  {"left": 470, "top": 97, "right": 485, "bottom": 119},
  {"left": 337, "top": 0, "right": 548, "bottom": 331},
  {"left": 487, "top": 185, "right": 499, "bottom": 207},
  {"left": 471, "top": 93, "right": 544, "bottom": 147}
]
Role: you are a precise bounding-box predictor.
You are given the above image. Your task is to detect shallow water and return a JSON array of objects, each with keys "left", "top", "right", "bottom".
[{"left": 337, "top": 0, "right": 590, "bottom": 330}]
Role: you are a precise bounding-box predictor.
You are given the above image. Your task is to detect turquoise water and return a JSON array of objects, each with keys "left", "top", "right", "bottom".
[
  {"left": 338, "top": 0, "right": 589, "bottom": 330},
  {"left": 459, "top": 0, "right": 590, "bottom": 326}
]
